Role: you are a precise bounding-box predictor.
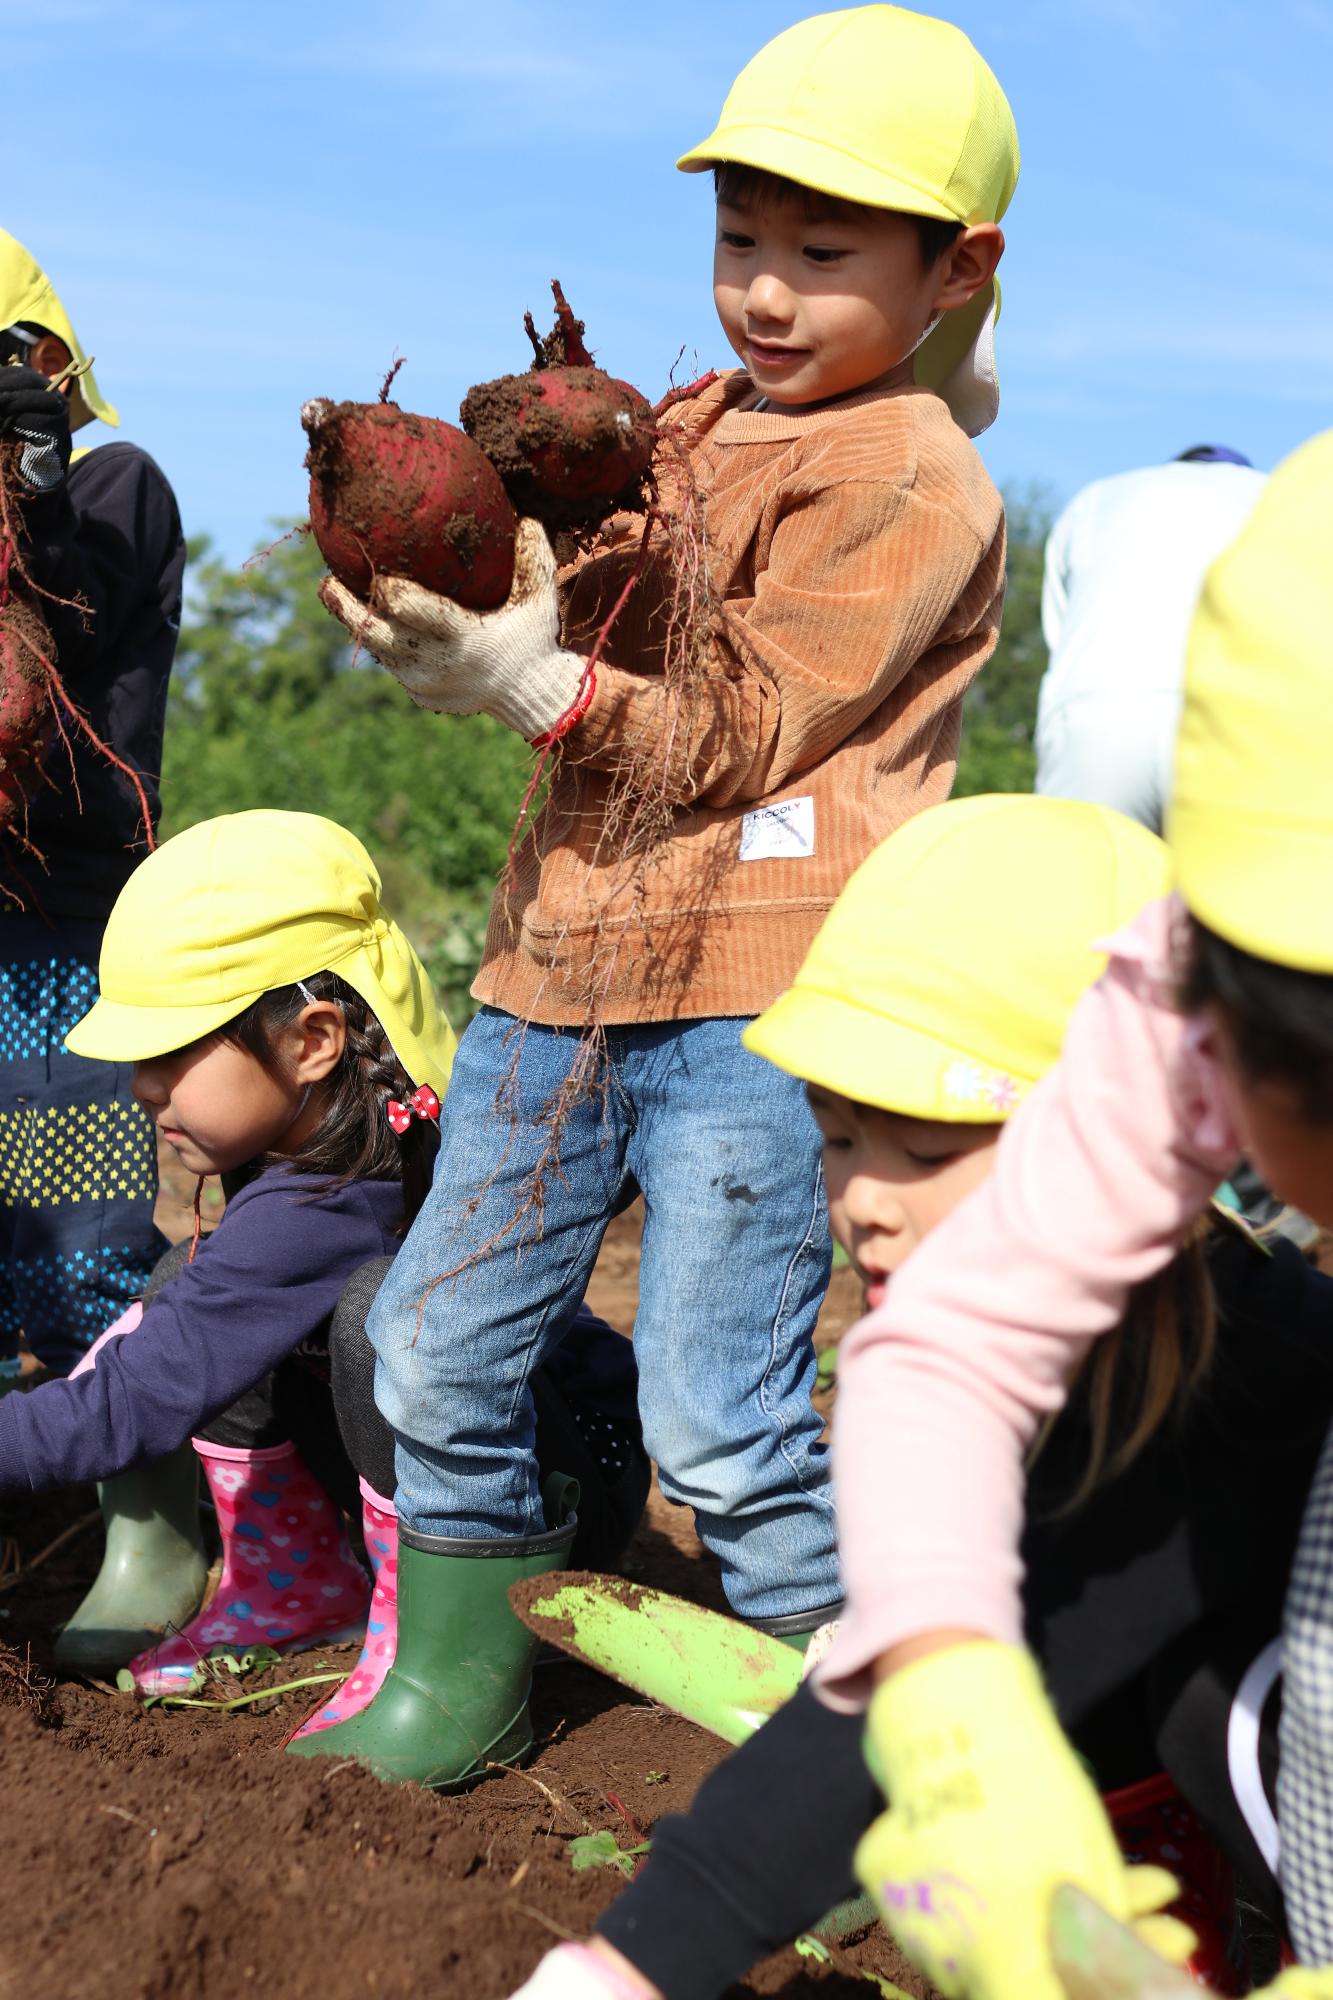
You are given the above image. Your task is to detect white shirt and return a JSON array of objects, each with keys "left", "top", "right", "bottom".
[{"left": 1035, "top": 460, "right": 1266, "bottom": 831}]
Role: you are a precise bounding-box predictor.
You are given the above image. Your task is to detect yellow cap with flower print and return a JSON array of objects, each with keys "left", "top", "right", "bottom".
[{"left": 744, "top": 795, "right": 1169, "bottom": 1122}]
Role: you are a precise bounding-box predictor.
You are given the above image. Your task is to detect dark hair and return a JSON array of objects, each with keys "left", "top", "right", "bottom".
[
  {"left": 219, "top": 969, "right": 436, "bottom": 1227},
  {"left": 841, "top": 1093, "right": 1215, "bottom": 1502},
  {"left": 712, "top": 162, "right": 963, "bottom": 266},
  {"left": 1180, "top": 916, "right": 1333, "bottom": 1123},
  {"left": 1176, "top": 444, "right": 1253, "bottom": 467},
  {"left": 1038, "top": 1217, "right": 1216, "bottom": 1506}
]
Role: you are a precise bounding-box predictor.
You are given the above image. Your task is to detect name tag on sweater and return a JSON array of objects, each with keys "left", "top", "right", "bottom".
[{"left": 739, "top": 796, "right": 815, "bottom": 861}]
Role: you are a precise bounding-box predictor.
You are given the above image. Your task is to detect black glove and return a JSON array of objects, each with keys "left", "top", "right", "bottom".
[{"left": 0, "top": 362, "right": 72, "bottom": 493}]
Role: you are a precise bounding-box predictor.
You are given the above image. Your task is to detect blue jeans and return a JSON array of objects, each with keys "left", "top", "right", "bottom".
[{"left": 368, "top": 1008, "right": 839, "bottom": 1620}]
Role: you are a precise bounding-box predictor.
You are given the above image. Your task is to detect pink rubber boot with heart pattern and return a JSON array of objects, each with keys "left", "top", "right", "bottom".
[
  {"left": 289, "top": 1479, "right": 398, "bottom": 1739},
  {"left": 128, "top": 1439, "right": 370, "bottom": 1696}
]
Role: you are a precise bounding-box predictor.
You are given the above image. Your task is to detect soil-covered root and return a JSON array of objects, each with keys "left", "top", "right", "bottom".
[
  {"left": 0, "top": 1640, "right": 60, "bottom": 1726},
  {"left": 0, "top": 588, "right": 56, "bottom": 827},
  {"left": 0, "top": 438, "right": 57, "bottom": 831}
]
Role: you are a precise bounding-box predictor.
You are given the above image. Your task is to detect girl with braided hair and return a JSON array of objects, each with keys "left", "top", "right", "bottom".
[{"left": 0, "top": 811, "right": 647, "bottom": 1744}]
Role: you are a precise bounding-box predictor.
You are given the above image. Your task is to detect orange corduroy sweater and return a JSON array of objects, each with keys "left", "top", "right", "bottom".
[{"left": 474, "top": 370, "right": 1006, "bottom": 1026}]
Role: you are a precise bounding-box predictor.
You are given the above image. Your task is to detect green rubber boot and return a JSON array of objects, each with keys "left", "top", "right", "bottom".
[
  {"left": 287, "top": 1477, "right": 577, "bottom": 1789},
  {"left": 752, "top": 1603, "right": 843, "bottom": 1656},
  {"left": 53, "top": 1444, "right": 210, "bottom": 1675}
]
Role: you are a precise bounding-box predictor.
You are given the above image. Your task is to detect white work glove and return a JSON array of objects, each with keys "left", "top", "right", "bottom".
[
  {"left": 319, "top": 518, "right": 593, "bottom": 745},
  {"left": 508, "top": 1942, "right": 657, "bottom": 1999}
]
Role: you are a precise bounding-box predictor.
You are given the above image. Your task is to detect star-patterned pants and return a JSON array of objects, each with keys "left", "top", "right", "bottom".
[{"left": 0, "top": 917, "right": 167, "bottom": 1377}]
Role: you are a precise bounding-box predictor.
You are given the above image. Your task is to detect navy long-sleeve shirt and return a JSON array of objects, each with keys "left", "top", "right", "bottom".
[
  {"left": 0, "top": 1169, "right": 404, "bottom": 1496},
  {"left": 1, "top": 440, "right": 185, "bottom": 920},
  {"left": 0, "top": 1165, "right": 641, "bottom": 1499}
]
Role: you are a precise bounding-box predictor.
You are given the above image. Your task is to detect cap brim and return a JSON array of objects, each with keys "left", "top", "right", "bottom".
[
  {"left": 65, "top": 991, "right": 264, "bottom": 1063},
  {"left": 69, "top": 366, "right": 120, "bottom": 432},
  {"left": 742, "top": 985, "right": 1023, "bottom": 1123},
  {"left": 678, "top": 124, "right": 957, "bottom": 221},
  {"left": 1169, "top": 799, "right": 1333, "bottom": 974}
]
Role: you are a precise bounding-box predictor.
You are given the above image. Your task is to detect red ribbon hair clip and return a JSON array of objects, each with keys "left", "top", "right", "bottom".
[{"left": 386, "top": 1084, "right": 441, "bottom": 1135}]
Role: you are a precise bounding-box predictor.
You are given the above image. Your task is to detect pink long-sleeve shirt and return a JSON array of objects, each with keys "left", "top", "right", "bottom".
[{"left": 816, "top": 895, "right": 1244, "bottom": 1712}]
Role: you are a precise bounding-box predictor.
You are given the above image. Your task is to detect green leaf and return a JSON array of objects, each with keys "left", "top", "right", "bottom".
[
  {"left": 567, "top": 1830, "right": 651, "bottom": 1879},
  {"left": 235, "top": 1644, "right": 284, "bottom": 1674}
]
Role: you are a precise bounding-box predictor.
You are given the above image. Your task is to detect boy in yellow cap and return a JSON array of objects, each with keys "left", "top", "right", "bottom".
[
  {"left": 0, "top": 228, "right": 186, "bottom": 1658},
  {"left": 506, "top": 794, "right": 1333, "bottom": 1998},
  {"left": 803, "top": 430, "right": 1333, "bottom": 1995},
  {"left": 311, "top": 6, "right": 1020, "bottom": 1788}
]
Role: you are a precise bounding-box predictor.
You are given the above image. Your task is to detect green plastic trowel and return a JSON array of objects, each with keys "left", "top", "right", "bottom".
[
  {"left": 508, "top": 1570, "right": 805, "bottom": 1745},
  {"left": 1050, "top": 1887, "right": 1197, "bottom": 2000},
  {"left": 509, "top": 1571, "right": 880, "bottom": 1948}
]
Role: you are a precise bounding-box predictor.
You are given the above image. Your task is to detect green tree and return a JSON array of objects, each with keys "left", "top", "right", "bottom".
[
  {"left": 953, "top": 485, "right": 1053, "bottom": 798},
  {"left": 161, "top": 527, "right": 532, "bottom": 1021}
]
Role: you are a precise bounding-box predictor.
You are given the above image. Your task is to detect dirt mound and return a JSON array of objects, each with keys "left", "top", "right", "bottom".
[
  {"left": 0, "top": 1169, "right": 888, "bottom": 1995},
  {"left": 0, "top": 1464, "right": 914, "bottom": 1999}
]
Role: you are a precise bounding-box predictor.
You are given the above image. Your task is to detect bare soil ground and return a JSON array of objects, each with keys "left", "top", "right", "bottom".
[{"left": 0, "top": 1154, "right": 921, "bottom": 2000}]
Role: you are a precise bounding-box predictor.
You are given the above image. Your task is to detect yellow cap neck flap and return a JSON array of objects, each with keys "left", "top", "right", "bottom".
[{"left": 0, "top": 227, "right": 118, "bottom": 432}]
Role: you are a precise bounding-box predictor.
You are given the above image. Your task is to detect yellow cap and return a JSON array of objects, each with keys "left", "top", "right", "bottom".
[
  {"left": 1168, "top": 429, "right": 1333, "bottom": 972},
  {"left": 744, "top": 796, "right": 1169, "bottom": 1121},
  {"left": 0, "top": 228, "right": 118, "bottom": 433},
  {"left": 678, "top": 6, "right": 1019, "bottom": 435},
  {"left": 66, "top": 811, "right": 456, "bottom": 1097}
]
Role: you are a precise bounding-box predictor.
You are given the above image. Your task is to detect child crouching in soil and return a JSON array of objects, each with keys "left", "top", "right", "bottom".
[
  {"left": 510, "top": 794, "right": 1333, "bottom": 1999},
  {"left": 0, "top": 810, "right": 647, "bottom": 1751},
  {"left": 310, "top": 4, "right": 1019, "bottom": 1791},
  {"left": 804, "top": 434, "right": 1333, "bottom": 1997}
]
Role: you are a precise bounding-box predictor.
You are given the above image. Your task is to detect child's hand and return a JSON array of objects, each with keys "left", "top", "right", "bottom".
[
  {"left": 856, "top": 1643, "right": 1194, "bottom": 2000},
  {"left": 507, "top": 1940, "right": 661, "bottom": 1998},
  {"left": 319, "top": 519, "right": 593, "bottom": 745},
  {"left": 0, "top": 361, "right": 72, "bottom": 493}
]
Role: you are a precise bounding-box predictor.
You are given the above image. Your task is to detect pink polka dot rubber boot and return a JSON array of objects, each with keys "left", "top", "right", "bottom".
[
  {"left": 289, "top": 1479, "right": 398, "bottom": 1740},
  {"left": 128, "top": 1439, "right": 370, "bottom": 1696}
]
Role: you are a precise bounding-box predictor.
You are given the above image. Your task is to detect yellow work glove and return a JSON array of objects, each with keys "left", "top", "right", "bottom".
[
  {"left": 855, "top": 1643, "right": 1193, "bottom": 2000},
  {"left": 1051, "top": 1883, "right": 1330, "bottom": 1999}
]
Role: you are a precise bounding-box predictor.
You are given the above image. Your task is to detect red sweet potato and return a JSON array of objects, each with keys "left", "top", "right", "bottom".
[
  {"left": 0, "top": 594, "right": 53, "bottom": 828},
  {"left": 459, "top": 282, "right": 654, "bottom": 532},
  {"left": 302, "top": 398, "right": 518, "bottom": 607}
]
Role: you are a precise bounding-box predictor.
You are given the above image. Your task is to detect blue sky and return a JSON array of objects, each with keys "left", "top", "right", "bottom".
[{"left": 9, "top": 0, "right": 1331, "bottom": 558}]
